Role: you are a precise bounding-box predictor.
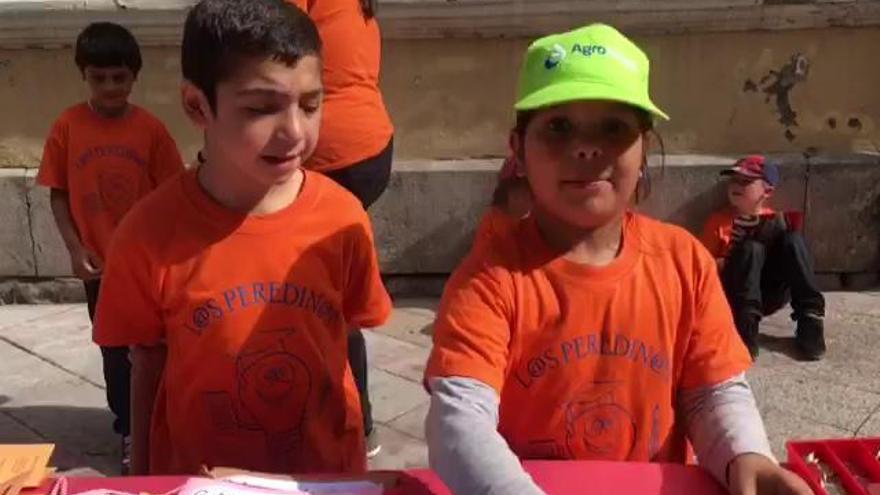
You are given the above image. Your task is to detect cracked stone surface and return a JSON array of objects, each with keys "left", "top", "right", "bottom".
[{"left": 2, "top": 292, "right": 878, "bottom": 476}]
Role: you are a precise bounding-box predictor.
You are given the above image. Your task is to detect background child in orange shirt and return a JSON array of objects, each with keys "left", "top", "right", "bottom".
[
  {"left": 702, "top": 155, "right": 826, "bottom": 361},
  {"left": 93, "top": 0, "right": 390, "bottom": 476},
  {"left": 425, "top": 24, "right": 811, "bottom": 495},
  {"left": 285, "top": 0, "right": 395, "bottom": 458},
  {"left": 36, "top": 21, "right": 184, "bottom": 474}
]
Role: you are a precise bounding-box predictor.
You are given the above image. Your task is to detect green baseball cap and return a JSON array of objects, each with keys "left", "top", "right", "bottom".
[{"left": 514, "top": 24, "right": 669, "bottom": 120}]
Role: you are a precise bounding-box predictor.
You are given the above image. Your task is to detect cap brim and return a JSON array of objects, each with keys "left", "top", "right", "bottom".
[
  {"left": 720, "top": 168, "right": 762, "bottom": 179},
  {"left": 514, "top": 80, "right": 670, "bottom": 120}
]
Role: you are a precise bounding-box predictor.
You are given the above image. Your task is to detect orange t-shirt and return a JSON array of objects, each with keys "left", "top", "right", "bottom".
[
  {"left": 289, "top": 0, "right": 394, "bottom": 172},
  {"left": 426, "top": 212, "right": 751, "bottom": 463},
  {"left": 36, "top": 103, "right": 184, "bottom": 260},
  {"left": 701, "top": 206, "right": 775, "bottom": 259},
  {"left": 94, "top": 169, "right": 392, "bottom": 475}
]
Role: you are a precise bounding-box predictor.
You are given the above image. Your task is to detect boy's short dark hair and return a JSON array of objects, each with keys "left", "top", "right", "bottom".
[
  {"left": 182, "top": 0, "right": 322, "bottom": 111},
  {"left": 75, "top": 22, "right": 143, "bottom": 76}
]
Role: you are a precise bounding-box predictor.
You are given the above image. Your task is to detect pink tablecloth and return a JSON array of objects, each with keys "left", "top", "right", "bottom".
[{"left": 50, "top": 461, "right": 725, "bottom": 495}]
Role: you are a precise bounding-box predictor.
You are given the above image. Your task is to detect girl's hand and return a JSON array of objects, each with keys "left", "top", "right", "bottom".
[{"left": 728, "top": 453, "right": 813, "bottom": 495}]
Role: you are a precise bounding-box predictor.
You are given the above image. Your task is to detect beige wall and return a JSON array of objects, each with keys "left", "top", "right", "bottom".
[
  {"left": 383, "top": 27, "right": 880, "bottom": 160},
  {"left": 1, "top": 26, "right": 878, "bottom": 168}
]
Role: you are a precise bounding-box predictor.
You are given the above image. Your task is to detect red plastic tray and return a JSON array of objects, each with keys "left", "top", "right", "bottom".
[{"left": 787, "top": 438, "right": 880, "bottom": 495}]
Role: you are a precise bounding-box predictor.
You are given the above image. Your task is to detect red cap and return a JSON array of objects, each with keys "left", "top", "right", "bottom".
[{"left": 721, "top": 155, "right": 780, "bottom": 186}]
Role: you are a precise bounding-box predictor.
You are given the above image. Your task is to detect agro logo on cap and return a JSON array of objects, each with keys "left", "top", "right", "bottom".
[
  {"left": 544, "top": 43, "right": 568, "bottom": 69},
  {"left": 572, "top": 44, "right": 606, "bottom": 56}
]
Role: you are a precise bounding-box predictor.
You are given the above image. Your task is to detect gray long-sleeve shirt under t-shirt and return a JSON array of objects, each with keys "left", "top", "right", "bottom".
[{"left": 425, "top": 374, "right": 774, "bottom": 495}]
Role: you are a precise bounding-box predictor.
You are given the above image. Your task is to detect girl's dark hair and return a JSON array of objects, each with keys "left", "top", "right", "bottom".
[
  {"left": 491, "top": 177, "right": 528, "bottom": 207},
  {"left": 75, "top": 22, "right": 143, "bottom": 76},
  {"left": 635, "top": 126, "right": 665, "bottom": 204},
  {"left": 182, "top": 0, "right": 322, "bottom": 112},
  {"left": 512, "top": 105, "right": 665, "bottom": 202},
  {"left": 361, "top": 0, "right": 377, "bottom": 19}
]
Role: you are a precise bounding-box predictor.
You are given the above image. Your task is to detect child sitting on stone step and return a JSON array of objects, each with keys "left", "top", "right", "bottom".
[{"left": 701, "top": 155, "right": 826, "bottom": 361}]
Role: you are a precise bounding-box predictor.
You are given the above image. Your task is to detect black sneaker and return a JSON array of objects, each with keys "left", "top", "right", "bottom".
[
  {"left": 734, "top": 311, "right": 761, "bottom": 361},
  {"left": 121, "top": 435, "right": 131, "bottom": 476},
  {"left": 795, "top": 315, "right": 826, "bottom": 361},
  {"left": 745, "top": 339, "right": 759, "bottom": 361}
]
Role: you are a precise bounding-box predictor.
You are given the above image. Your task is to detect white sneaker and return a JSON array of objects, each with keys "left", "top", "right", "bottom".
[{"left": 366, "top": 431, "right": 382, "bottom": 458}]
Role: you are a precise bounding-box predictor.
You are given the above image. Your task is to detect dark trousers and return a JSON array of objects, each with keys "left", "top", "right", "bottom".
[
  {"left": 84, "top": 279, "right": 131, "bottom": 437},
  {"left": 721, "top": 231, "right": 826, "bottom": 328},
  {"left": 325, "top": 138, "right": 393, "bottom": 435}
]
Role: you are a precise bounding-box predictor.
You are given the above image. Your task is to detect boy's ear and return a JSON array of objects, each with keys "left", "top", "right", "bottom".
[{"left": 181, "top": 81, "right": 211, "bottom": 128}]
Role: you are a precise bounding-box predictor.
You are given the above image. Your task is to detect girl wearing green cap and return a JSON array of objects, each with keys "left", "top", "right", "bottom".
[{"left": 424, "top": 24, "right": 811, "bottom": 495}]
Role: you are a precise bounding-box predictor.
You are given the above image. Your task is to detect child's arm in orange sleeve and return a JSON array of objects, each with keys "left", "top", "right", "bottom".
[
  {"left": 424, "top": 257, "right": 541, "bottom": 493},
  {"left": 343, "top": 217, "right": 391, "bottom": 329},
  {"left": 680, "top": 240, "right": 752, "bottom": 390},
  {"left": 49, "top": 189, "right": 103, "bottom": 279},
  {"left": 129, "top": 344, "right": 166, "bottom": 475}
]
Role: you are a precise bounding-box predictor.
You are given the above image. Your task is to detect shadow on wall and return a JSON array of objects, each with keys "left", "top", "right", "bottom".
[
  {"left": 637, "top": 165, "right": 733, "bottom": 236},
  {"left": 667, "top": 181, "right": 729, "bottom": 236}
]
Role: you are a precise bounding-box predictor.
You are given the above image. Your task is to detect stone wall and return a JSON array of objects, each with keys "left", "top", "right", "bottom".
[
  {"left": 1, "top": 0, "right": 878, "bottom": 299},
  {"left": 3, "top": 154, "right": 878, "bottom": 282},
  {"left": 371, "top": 154, "right": 880, "bottom": 277},
  {"left": 1, "top": 6, "right": 880, "bottom": 169}
]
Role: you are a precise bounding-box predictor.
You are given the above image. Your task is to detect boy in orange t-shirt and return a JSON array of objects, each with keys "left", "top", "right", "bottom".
[
  {"left": 702, "top": 155, "right": 826, "bottom": 361},
  {"left": 93, "top": 0, "right": 391, "bottom": 476},
  {"left": 36, "top": 21, "right": 183, "bottom": 474},
  {"left": 425, "top": 25, "right": 811, "bottom": 495}
]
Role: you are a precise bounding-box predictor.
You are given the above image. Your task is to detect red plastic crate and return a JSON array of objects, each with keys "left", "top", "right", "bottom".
[{"left": 787, "top": 438, "right": 880, "bottom": 495}]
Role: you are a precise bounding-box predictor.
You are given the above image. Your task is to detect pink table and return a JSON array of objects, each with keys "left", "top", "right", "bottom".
[{"left": 49, "top": 461, "right": 725, "bottom": 495}]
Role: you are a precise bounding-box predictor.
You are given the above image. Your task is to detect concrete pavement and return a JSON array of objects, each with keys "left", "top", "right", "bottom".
[{"left": 1, "top": 292, "right": 879, "bottom": 476}]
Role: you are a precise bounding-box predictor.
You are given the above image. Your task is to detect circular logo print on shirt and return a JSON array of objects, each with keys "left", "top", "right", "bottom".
[
  {"left": 97, "top": 169, "right": 138, "bottom": 223},
  {"left": 565, "top": 388, "right": 637, "bottom": 459},
  {"left": 236, "top": 332, "right": 313, "bottom": 438}
]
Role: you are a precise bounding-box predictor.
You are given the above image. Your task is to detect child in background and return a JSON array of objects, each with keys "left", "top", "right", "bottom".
[
  {"left": 36, "top": 21, "right": 183, "bottom": 474},
  {"left": 285, "top": 0, "right": 395, "bottom": 458},
  {"left": 93, "top": 0, "right": 390, "bottom": 476},
  {"left": 472, "top": 156, "right": 532, "bottom": 251},
  {"left": 702, "top": 155, "right": 826, "bottom": 361},
  {"left": 424, "top": 24, "right": 811, "bottom": 495}
]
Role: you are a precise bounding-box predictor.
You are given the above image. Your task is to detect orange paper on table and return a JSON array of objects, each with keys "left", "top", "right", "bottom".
[
  {"left": 0, "top": 470, "right": 30, "bottom": 495},
  {"left": 0, "top": 444, "right": 55, "bottom": 488}
]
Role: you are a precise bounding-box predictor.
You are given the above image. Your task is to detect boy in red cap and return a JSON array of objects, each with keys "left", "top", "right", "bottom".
[{"left": 702, "top": 155, "right": 826, "bottom": 361}]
